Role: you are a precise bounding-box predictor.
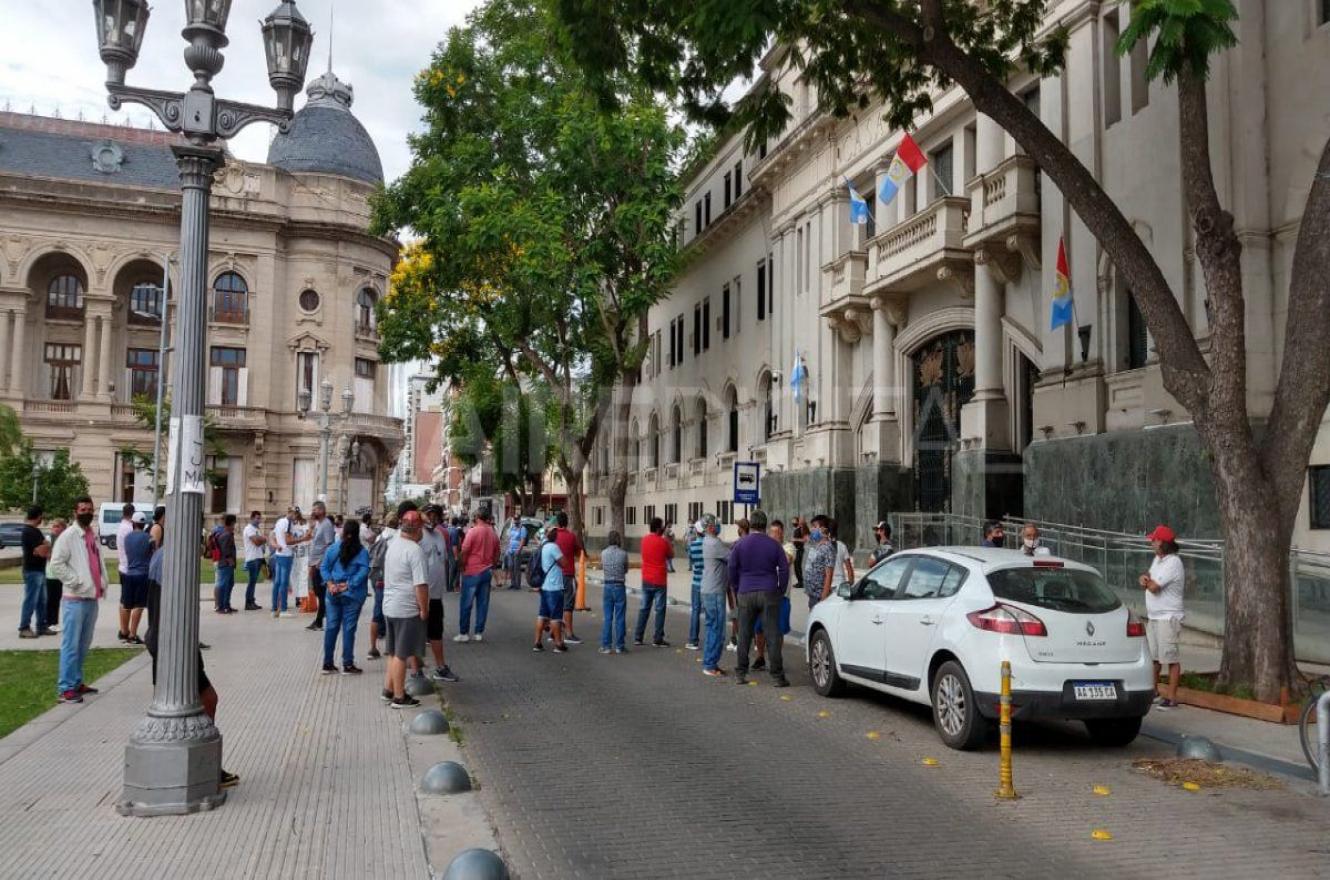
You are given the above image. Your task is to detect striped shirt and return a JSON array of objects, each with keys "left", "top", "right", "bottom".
[{"left": 688, "top": 537, "right": 705, "bottom": 589}]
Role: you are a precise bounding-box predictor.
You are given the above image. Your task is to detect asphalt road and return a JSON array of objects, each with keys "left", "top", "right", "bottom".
[{"left": 442, "top": 590, "right": 1330, "bottom": 880}]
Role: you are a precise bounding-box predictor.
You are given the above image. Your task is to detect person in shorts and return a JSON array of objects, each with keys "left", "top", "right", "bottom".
[
  {"left": 119, "top": 512, "right": 152, "bottom": 644},
  {"left": 533, "top": 537, "right": 567, "bottom": 652},
  {"left": 421, "top": 505, "right": 459, "bottom": 682},
  {"left": 381, "top": 511, "right": 429, "bottom": 708},
  {"left": 1140, "top": 524, "right": 1185, "bottom": 709}
]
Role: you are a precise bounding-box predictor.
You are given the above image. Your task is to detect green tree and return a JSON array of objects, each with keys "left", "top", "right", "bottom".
[
  {"left": 554, "top": 0, "right": 1330, "bottom": 699},
  {"left": 373, "top": 0, "right": 684, "bottom": 539},
  {"left": 118, "top": 394, "right": 228, "bottom": 500},
  {"left": 0, "top": 404, "right": 20, "bottom": 459},
  {"left": 0, "top": 442, "right": 90, "bottom": 518}
]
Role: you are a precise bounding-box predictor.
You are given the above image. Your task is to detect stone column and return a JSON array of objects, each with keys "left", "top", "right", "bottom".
[
  {"left": 97, "top": 312, "right": 114, "bottom": 398},
  {"left": 118, "top": 145, "right": 227, "bottom": 818},
  {"left": 0, "top": 309, "right": 10, "bottom": 394},
  {"left": 80, "top": 315, "right": 98, "bottom": 399},
  {"left": 10, "top": 306, "right": 26, "bottom": 398},
  {"left": 966, "top": 254, "right": 1010, "bottom": 451},
  {"left": 870, "top": 297, "right": 895, "bottom": 418}
]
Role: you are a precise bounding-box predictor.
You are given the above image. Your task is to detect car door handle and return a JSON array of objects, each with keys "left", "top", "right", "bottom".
[
  {"left": 871, "top": 616, "right": 884, "bottom": 625},
  {"left": 919, "top": 616, "right": 936, "bottom": 626}
]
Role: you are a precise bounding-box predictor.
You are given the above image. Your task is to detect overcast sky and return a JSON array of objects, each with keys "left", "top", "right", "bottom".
[{"left": 0, "top": 0, "right": 482, "bottom": 182}]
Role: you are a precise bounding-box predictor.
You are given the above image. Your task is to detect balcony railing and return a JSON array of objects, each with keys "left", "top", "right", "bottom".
[
  {"left": 25, "top": 399, "right": 76, "bottom": 414},
  {"left": 206, "top": 404, "right": 266, "bottom": 425},
  {"left": 209, "top": 298, "right": 249, "bottom": 325},
  {"left": 823, "top": 250, "right": 868, "bottom": 307},
  {"left": 964, "top": 154, "right": 1041, "bottom": 249},
  {"left": 868, "top": 196, "right": 972, "bottom": 294}
]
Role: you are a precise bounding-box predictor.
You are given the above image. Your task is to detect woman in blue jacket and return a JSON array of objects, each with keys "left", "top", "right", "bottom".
[{"left": 320, "top": 520, "right": 370, "bottom": 675}]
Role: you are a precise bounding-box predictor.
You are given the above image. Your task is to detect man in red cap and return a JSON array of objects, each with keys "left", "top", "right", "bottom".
[{"left": 1139, "top": 525, "right": 1184, "bottom": 709}]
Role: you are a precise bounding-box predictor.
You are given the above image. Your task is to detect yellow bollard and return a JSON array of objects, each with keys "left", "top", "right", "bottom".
[
  {"left": 575, "top": 552, "right": 589, "bottom": 611},
  {"left": 995, "top": 659, "right": 1020, "bottom": 800}
]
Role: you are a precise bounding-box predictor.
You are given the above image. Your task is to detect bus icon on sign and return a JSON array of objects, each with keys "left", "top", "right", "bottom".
[{"left": 733, "top": 462, "right": 761, "bottom": 505}]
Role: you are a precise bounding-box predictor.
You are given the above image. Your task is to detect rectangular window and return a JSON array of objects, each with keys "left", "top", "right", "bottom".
[
  {"left": 930, "top": 142, "right": 954, "bottom": 200},
  {"left": 126, "top": 348, "right": 160, "bottom": 399},
  {"left": 593, "top": 506, "right": 604, "bottom": 527},
  {"left": 796, "top": 228, "right": 804, "bottom": 295},
  {"left": 693, "top": 305, "right": 702, "bottom": 356},
  {"left": 756, "top": 260, "right": 767, "bottom": 322},
  {"left": 716, "top": 500, "right": 733, "bottom": 526},
  {"left": 44, "top": 343, "right": 81, "bottom": 400},
  {"left": 627, "top": 506, "right": 637, "bottom": 526},
  {"left": 295, "top": 350, "right": 318, "bottom": 406},
  {"left": 803, "top": 222, "right": 813, "bottom": 293},
  {"left": 721, "top": 284, "right": 731, "bottom": 340},
  {"left": 704, "top": 192, "right": 711, "bottom": 227},
  {"left": 644, "top": 504, "right": 656, "bottom": 524},
  {"left": 664, "top": 503, "right": 678, "bottom": 525},
  {"left": 354, "top": 358, "right": 377, "bottom": 379},
  {"left": 702, "top": 297, "right": 711, "bottom": 351},
  {"left": 668, "top": 320, "right": 676, "bottom": 368},
  {"left": 694, "top": 201, "right": 703, "bottom": 237},
  {"left": 1322, "top": 0, "right": 1330, "bottom": 25},
  {"left": 734, "top": 160, "right": 743, "bottom": 198},
  {"left": 1103, "top": 10, "right": 1123, "bottom": 127},
  {"left": 211, "top": 346, "right": 247, "bottom": 407},
  {"left": 1129, "top": 20, "right": 1149, "bottom": 113},
  {"left": 128, "top": 282, "right": 164, "bottom": 325},
  {"left": 758, "top": 142, "right": 767, "bottom": 161},
  {"left": 733, "top": 277, "right": 742, "bottom": 331},
  {"left": 727, "top": 404, "right": 739, "bottom": 453},
  {"left": 1308, "top": 467, "right": 1330, "bottom": 529},
  {"left": 767, "top": 252, "right": 774, "bottom": 314},
  {"left": 653, "top": 329, "right": 662, "bottom": 375},
  {"left": 723, "top": 172, "right": 732, "bottom": 209}
]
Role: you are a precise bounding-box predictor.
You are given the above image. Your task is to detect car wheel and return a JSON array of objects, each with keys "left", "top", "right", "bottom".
[
  {"left": 931, "top": 660, "right": 988, "bottom": 751},
  {"left": 809, "top": 629, "right": 846, "bottom": 697},
  {"left": 1084, "top": 716, "right": 1142, "bottom": 747}
]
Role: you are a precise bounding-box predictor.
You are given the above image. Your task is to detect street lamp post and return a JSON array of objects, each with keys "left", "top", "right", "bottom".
[
  {"left": 30, "top": 461, "right": 40, "bottom": 506},
  {"left": 297, "top": 379, "right": 355, "bottom": 508},
  {"left": 149, "top": 253, "right": 172, "bottom": 513},
  {"left": 93, "top": 0, "right": 313, "bottom": 817}
]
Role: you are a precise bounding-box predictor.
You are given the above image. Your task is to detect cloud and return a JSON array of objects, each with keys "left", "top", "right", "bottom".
[{"left": 0, "top": 0, "right": 481, "bottom": 182}]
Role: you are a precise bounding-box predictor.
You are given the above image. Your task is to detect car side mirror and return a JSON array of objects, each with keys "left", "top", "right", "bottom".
[{"left": 836, "top": 582, "right": 853, "bottom": 600}]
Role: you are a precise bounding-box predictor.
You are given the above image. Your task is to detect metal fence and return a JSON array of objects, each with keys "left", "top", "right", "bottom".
[{"left": 889, "top": 512, "right": 1330, "bottom": 665}]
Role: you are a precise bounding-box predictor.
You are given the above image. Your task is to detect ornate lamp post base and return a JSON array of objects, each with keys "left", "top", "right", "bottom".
[{"left": 116, "top": 716, "right": 226, "bottom": 817}]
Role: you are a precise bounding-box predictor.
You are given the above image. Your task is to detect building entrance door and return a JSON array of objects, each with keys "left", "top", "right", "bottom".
[{"left": 912, "top": 330, "right": 976, "bottom": 512}]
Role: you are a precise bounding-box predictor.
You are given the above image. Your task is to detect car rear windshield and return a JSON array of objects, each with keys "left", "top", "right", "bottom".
[{"left": 986, "top": 567, "right": 1122, "bottom": 614}]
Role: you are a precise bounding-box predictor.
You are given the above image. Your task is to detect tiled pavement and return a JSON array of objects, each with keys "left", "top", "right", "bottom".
[
  {"left": 0, "top": 586, "right": 433, "bottom": 879},
  {"left": 447, "top": 590, "right": 1330, "bottom": 880}
]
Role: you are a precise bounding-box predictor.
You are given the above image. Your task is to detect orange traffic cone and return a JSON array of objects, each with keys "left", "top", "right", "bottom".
[{"left": 575, "top": 551, "right": 589, "bottom": 611}]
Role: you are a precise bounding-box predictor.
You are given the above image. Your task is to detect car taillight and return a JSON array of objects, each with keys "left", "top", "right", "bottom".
[
  {"left": 1126, "top": 611, "right": 1146, "bottom": 638},
  {"left": 966, "top": 603, "right": 1047, "bottom": 637}
]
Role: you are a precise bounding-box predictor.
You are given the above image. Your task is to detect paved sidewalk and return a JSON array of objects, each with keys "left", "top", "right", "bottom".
[{"left": 0, "top": 585, "right": 434, "bottom": 879}]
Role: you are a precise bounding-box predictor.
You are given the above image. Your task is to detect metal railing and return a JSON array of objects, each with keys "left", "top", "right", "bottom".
[{"left": 889, "top": 512, "right": 1329, "bottom": 665}]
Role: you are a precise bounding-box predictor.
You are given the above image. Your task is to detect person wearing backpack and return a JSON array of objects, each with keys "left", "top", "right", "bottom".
[
  {"left": 531, "top": 533, "right": 567, "bottom": 653},
  {"left": 365, "top": 514, "right": 396, "bottom": 660}
]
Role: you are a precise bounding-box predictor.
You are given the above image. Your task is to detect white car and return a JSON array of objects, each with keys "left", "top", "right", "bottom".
[{"left": 805, "top": 547, "right": 1155, "bottom": 750}]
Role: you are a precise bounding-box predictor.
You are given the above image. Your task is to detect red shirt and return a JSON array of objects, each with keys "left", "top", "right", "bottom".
[
  {"left": 640, "top": 532, "right": 672, "bottom": 586},
  {"left": 460, "top": 524, "right": 499, "bottom": 576},
  {"left": 552, "top": 527, "right": 582, "bottom": 575}
]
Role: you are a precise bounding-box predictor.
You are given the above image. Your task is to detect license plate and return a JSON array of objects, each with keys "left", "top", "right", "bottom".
[{"left": 1072, "top": 682, "right": 1118, "bottom": 701}]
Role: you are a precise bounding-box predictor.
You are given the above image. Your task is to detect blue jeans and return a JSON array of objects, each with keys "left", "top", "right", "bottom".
[
  {"left": 271, "top": 556, "right": 293, "bottom": 611},
  {"left": 688, "top": 581, "right": 703, "bottom": 644},
  {"left": 702, "top": 591, "right": 727, "bottom": 671},
  {"left": 458, "top": 570, "right": 492, "bottom": 635},
  {"left": 244, "top": 559, "right": 263, "bottom": 606},
  {"left": 600, "top": 582, "right": 627, "bottom": 650},
  {"left": 57, "top": 598, "right": 98, "bottom": 694},
  {"left": 634, "top": 583, "right": 667, "bottom": 644},
  {"left": 21, "top": 570, "right": 47, "bottom": 632},
  {"left": 371, "top": 585, "right": 385, "bottom": 629},
  {"left": 214, "top": 564, "right": 235, "bottom": 610},
  {"left": 323, "top": 592, "right": 365, "bottom": 667}
]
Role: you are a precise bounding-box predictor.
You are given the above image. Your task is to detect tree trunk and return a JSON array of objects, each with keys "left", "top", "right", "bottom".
[{"left": 562, "top": 464, "right": 586, "bottom": 545}]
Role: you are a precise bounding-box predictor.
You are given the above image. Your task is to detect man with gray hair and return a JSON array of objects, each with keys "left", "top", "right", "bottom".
[
  {"left": 598, "top": 530, "right": 629, "bottom": 654},
  {"left": 726, "top": 509, "right": 789, "bottom": 686},
  {"left": 699, "top": 515, "right": 731, "bottom": 676},
  {"left": 306, "top": 500, "right": 337, "bottom": 631}
]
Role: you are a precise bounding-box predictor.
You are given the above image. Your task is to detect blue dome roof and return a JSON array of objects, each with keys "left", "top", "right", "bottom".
[{"left": 267, "top": 71, "right": 384, "bottom": 185}]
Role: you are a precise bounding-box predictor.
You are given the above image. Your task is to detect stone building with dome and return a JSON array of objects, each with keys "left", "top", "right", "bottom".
[{"left": 0, "top": 70, "right": 403, "bottom": 516}]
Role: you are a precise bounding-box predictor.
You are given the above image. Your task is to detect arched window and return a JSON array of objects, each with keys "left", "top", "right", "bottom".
[
  {"left": 647, "top": 413, "right": 660, "bottom": 468},
  {"left": 631, "top": 419, "right": 641, "bottom": 469},
  {"left": 128, "top": 280, "right": 164, "bottom": 325},
  {"left": 761, "top": 373, "right": 775, "bottom": 442},
  {"left": 211, "top": 272, "right": 248, "bottom": 324},
  {"left": 725, "top": 386, "right": 739, "bottom": 453},
  {"left": 671, "top": 404, "right": 683, "bottom": 464},
  {"left": 357, "top": 288, "right": 378, "bottom": 334},
  {"left": 696, "top": 398, "right": 708, "bottom": 459},
  {"left": 46, "top": 274, "right": 85, "bottom": 319}
]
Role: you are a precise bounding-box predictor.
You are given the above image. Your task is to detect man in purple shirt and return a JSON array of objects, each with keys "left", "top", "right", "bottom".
[{"left": 726, "top": 509, "right": 790, "bottom": 687}]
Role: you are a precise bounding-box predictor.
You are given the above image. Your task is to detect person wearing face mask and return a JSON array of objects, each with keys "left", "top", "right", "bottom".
[
  {"left": 982, "top": 521, "right": 1006, "bottom": 548},
  {"left": 869, "top": 521, "right": 894, "bottom": 566},
  {"left": 1020, "top": 523, "right": 1044, "bottom": 556},
  {"left": 48, "top": 496, "right": 107, "bottom": 704},
  {"left": 242, "top": 511, "right": 268, "bottom": 610},
  {"left": 802, "top": 514, "right": 838, "bottom": 609}
]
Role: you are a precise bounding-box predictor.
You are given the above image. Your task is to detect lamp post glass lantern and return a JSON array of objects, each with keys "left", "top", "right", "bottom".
[{"left": 93, "top": 0, "right": 313, "bottom": 818}]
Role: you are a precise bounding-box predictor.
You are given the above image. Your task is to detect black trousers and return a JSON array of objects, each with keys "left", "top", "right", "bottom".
[
  {"left": 311, "top": 566, "right": 327, "bottom": 626},
  {"left": 736, "top": 590, "right": 784, "bottom": 678}
]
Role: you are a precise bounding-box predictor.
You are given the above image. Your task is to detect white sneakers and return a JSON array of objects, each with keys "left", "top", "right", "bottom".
[
  {"left": 472, "top": 633, "right": 483, "bottom": 643},
  {"left": 453, "top": 634, "right": 470, "bottom": 643}
]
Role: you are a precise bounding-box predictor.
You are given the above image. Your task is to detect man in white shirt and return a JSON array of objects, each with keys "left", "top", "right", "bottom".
[
  {"left": 271, "top": 507, "right": 295, "bottom": 617},
  {"left": 1140, "top": 524, "right": 1186, "bottom": 709},
  {"left": 381, "top": 511, "right": 430, "bottom": 708},
  {"left": 241, "top": 511, "right": 267, "bottom": 610}
]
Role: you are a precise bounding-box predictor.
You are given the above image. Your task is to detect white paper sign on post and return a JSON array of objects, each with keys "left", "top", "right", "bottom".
[{"left": 178, "top": 414, "right": 206, "bottom": 495}]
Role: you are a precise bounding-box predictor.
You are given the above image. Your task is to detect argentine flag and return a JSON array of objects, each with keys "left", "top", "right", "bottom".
[
  {"left": 1050, "top": 237, "right": 1075, "bottom": 330},
  {"left": 877, "top": 133, "right": 928, "bottom": 206},
  {"left": 790, "top": 352, "right": 808, "bottom": 402},
  {"left": 846, "top": 178, "right": 870, "bottom": 225}
]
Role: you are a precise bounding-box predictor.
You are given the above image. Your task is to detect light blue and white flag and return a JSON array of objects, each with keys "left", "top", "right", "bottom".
[
  {"left": 845, "top": 178, "right": 870, "bottom": 225},
  {"left": 790, "top": 351, "right": 808, "bottom": 402}
]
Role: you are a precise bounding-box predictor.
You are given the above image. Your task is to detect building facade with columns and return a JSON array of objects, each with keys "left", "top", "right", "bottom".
[
  {"left": 0, "top": 71, "right": 403, "bottom": 517},
  {"left": 585, "top": 0, "right": 1330, "bottom": 554}
]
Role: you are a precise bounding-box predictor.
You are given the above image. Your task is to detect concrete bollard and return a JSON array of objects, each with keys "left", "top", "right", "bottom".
[
  {"left": 420, "top": 761, "right": 472, "bottom": 795},
  {"left": 1317, "top": 690, "right": 1330, "bottom": 796},
  {"left": 405, "top": 709, "right": 450, "bottom": 736},
  {"left": 995, "top": 660, "right": 1018, "bottom": 800},
  {"left": 406, "top": 674, "right": 436, "bottom": 697},
  {"left": 442, "top": 848, "right": 509, "bottom": 880},
  {"left": 1176, "top": 736, "right": 1222, "bottom": 763}
]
